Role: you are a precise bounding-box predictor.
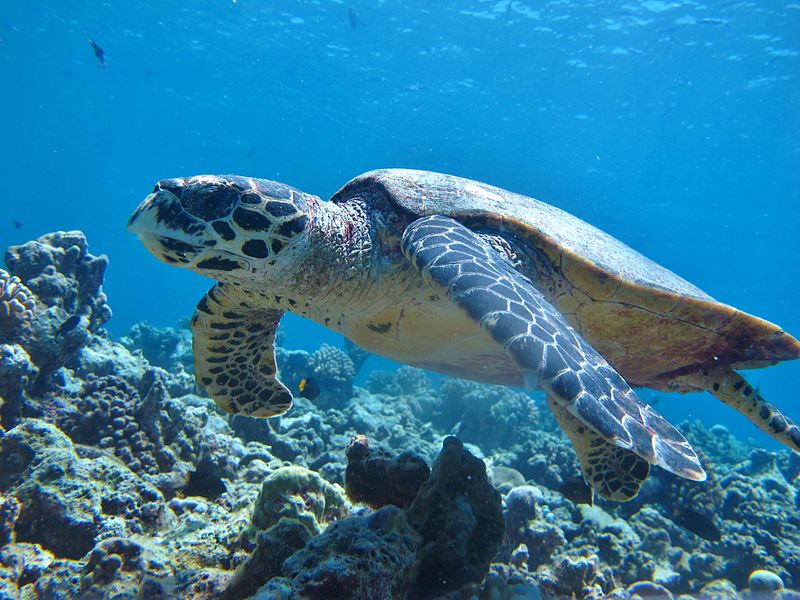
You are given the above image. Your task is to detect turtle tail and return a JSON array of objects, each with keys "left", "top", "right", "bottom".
[{"left": 685, "top": 369, "right": 800, "bottom": 452}]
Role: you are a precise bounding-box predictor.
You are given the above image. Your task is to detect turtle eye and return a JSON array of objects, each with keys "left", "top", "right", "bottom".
[{"left": 157, "top": 178, "right": 185, "bottom": 198}]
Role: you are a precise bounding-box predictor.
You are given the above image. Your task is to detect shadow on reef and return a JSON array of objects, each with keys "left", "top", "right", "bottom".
[{"left": 1, "top": 230, "right": 800, "bottom": 600}]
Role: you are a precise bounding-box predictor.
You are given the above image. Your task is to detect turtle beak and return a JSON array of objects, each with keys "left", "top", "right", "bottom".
[
  {"left": 127, "top": 180, "right": 193, "bottom": 238},
  {"left": 128, "top": 182, "right": 203, "bottom": 264},
  {"left": 127, "top": 179, "right": 185, "bottom": 234},
  {"left": 127, "top": 193, "right": 155, "bottom": 234}
]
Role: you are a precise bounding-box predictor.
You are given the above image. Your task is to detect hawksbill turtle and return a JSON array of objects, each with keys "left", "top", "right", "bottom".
[{"left": 128, "top": 169, "right": 800, "bottom": 501}]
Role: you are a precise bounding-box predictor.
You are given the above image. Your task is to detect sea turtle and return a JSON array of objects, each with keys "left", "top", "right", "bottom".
[{"left": 128, "top": 169, "right": 800, "bottom": 501}]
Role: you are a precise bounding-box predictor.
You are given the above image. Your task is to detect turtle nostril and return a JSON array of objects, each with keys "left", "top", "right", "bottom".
[{"left": 157, "top": 179, "right": 185, "bottom": 198}]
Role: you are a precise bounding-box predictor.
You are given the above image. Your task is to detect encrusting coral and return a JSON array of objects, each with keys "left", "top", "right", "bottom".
[{"left": 248, "top": 465, "right": 350, "bottom": 538}]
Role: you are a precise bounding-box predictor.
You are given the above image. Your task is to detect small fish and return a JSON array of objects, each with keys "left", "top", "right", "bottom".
[
  {"left": 183, "top": 468, "right": 227, "bottom": 499},
  {"left": 299, "top": 377, "right": 321, "bottom": 400},
  {"left": 11, "top": 219, "right": 22, "bottom": 229},
  {"left": 559, "top": 475, "right": 593, "bottom": 506},
  {"left": 56, "top": 315, "right": 82, "bottom": 336},
  {"left": 88, "top": 38, "right": 107, "bottom": 69},
  {"left": 669, "top": 507, "right": 721, "bottom": 542},
  {"left": 348, "top": 6, "right": 359, "bottom": 29},
  {"left": 1, "top": 22, "right": 21, "bottom": 34}
]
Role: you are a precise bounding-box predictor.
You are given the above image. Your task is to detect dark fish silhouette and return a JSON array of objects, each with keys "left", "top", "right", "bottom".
[
  {"left": 183, "top": 469, "right": 227, "bottom": 499},
  {"left": 348, "top": 6, "right": 359, "bottom": 29},
  {"left": 668, "top": 506, "right": 721, "bottom": 542},
  {"left": 57, "top": 315, "right": 82, "bottom": 336},
  {"left": 299, "top": 377, "right": 321, "bottom": 400},
  {"left": 559, "top": 475, "right": 593, "bottom": 505},
  {"left": 88, "top": 38, "right": 107, "bottom": 69},
  {"left": 11, "top": 219, "right": 22, "bottom": 230}
]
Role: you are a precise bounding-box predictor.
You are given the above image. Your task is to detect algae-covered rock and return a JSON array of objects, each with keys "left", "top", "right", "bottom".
[
  {"left": 482, "top": 563, "right": 543, "bottom": 600},
  {"left": 0, "top": 497, "right": 20, "bottom": 553},
  {"left": 406, "top": 436, "right": 505, "bottom": 598},
  {"left": 0, "top": 343, "right": 37, "bottom": 425},
  {"left": 279, "top": 505, "right": 421, "bottom": 600},
  {"left": 0, "top": 419, "right": 169, "bottom": 559},
  {"left": 250, "top": 465, "right": 349, "bottom": 537},
  {"left": 78, "top": 537, "right": 172, "bottom": 599},
  {"left": 344, "top": 434, "right": 430, "bottom": 509},
  {"left": 698, "top": 578, "right": 739, "bottom": 600},
  {"left": 627, "top": 580, "right": 673, "bottom": 599},
  {"left": 223, "top": 518, "right": 312, "bottom": 600},
  {"left": 748, "top": 569, "right": 784, "bottom": 592}
]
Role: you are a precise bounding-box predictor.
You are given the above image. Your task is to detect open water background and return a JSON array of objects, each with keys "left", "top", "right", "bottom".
[{"left": 1, "top": 0, "right": 798, "bottom": 447}]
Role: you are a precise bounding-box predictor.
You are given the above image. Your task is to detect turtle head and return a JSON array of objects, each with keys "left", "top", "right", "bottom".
[{"left": 128, "top": 175, "right": 315, "bottom": 283}]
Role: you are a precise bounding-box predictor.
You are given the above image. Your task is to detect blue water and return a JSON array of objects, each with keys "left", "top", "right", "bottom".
[{"left": 1, "top": 0, "right": 798, "bottom": 446}]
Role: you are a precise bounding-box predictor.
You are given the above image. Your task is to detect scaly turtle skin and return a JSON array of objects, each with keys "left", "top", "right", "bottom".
[{"left": 128, "top": 169, "right": 800, "bottom": 502}]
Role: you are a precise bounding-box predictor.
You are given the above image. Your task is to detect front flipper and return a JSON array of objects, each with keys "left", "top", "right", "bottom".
[
  {"left": 401, "top": 215, "right": 705, "bottom": 484},
  {"left": 191, "top": 283, "right": 292, "bottom": 417},
  {"left": 547, "top": 395, "right": 650, "bottom": 501}
]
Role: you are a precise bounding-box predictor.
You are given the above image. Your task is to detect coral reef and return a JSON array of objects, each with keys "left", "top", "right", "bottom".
[
  {"left": 0, "top": 232, "right": 113, "bottom": 425},
  {"left": 275, "top": 343, "right": 357, "bottom": 410},
  {"left": 4, "top": 231, "right": 111, "bottom": 372},
  {"left": 0, "top": 419, "right": 171, "bottom": 559},
  {"left": 121, "top": 320, "right": 193, "bottom": 373},
  {"left": 230, "top": 436, "right": 504, "bottom": 600},
  {"left": 1, "top": 230, "right": 799, "bottom": 600},
  {"left": 439, "top": 378, "right": 539, "bottom": 451},
  {"left": 223, "top": 518, "right": 312, "bottom": 600}
]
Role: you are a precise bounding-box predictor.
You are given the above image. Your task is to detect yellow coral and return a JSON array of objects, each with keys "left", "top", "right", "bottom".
[{"left": 0, "top": 269, "right": 35, "bottom": 321}]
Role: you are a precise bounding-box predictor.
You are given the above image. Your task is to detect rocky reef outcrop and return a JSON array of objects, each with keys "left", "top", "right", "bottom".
[{"left": 228, "top": 436, "right": 504, "bottom": 600}]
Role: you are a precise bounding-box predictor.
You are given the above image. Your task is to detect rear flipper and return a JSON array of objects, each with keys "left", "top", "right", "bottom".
[
  {"left": 548, "top": 395, "right": 650, "bottom": 501},
  {"left": 676, "top": 369, "right": 800, "bottom": 452}
]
